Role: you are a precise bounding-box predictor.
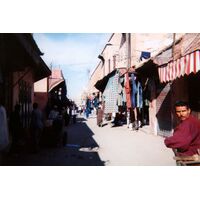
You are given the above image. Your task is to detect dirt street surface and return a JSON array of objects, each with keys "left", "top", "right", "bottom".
[{"left": 2, "top": 115, "right": 175, "bottom": 166}]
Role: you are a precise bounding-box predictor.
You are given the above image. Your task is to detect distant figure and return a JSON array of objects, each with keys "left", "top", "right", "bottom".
[
  {"left": 30, "top": 103, "right": 44, "bottom": 152},
  {"left": 62, "top": 107, "right": 70, "bottom": 146},
  {"left": 48, "top": 105, "right": 63, "bottom": 147},
  {"left": 9, "top": 104, "right": 23, "bottom": 153},
  {"left": 85, "top": 98, "right": 91, "bottom": 119},
  {"left": 63, "top": 107, "right": 70, "bottom": 127},
  {"left": 48, "top": 105, "right": 59, "bottom": 120},
  {"left": 164, "top": 101, "right": 200, "bottom": 159},
  {"left": 72, "top": 105, "right": 77, "bottom": 124},
  {"left": 45, "top": 101, "right": 51, "bottom": 119},
  {"left": 93, "top": 96, "right": 99, "bottom": 115},
  {"left": 97, "top": 102, "right": 104, "bottom": 127},
  {"left": 78, "top": 105, "right": 82, "bottom": 115}
]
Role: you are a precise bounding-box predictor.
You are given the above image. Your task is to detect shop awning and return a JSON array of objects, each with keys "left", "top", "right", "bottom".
[
  {"left": 49, "top": 79, "right": 65, "bottom": 92},
  {"left": 158, "top": 50, "right": 200, "bottom": 83},
  {"left": 94, "top": 70, "right": 116, "bottom": 92},
  {"left": 48, "top": 69, "right": 65, "bottom": 92}
]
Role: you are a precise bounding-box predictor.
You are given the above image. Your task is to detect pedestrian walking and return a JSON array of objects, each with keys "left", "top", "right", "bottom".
[
  {"left": 62, "top": 107, "right": 70, "bottom": 146},
  {"left": 85, "top": 98, "right": 91, "bottom": 119},
  {"left": 78, "top": 105, "right": 82, "bottom": 115},
  {"left": 72, "top": 105, "right": 77, "bottom": 124},
  {"left": 48, "top": 105, "right": 64, "bottom": 147}
]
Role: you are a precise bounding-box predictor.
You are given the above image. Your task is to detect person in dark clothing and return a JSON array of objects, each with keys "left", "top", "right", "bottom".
[
  {"left": 63, "top": 109, "right": 70, "bottom": 127},
  {"left": 71, "top": 105, "right": 77, "bottom": 124},
  {"left": 164, "top": 101, "right": 200, "bottom": 158},
  {"left": 9, "top": 104, "right": 23, "bottom": 153},
  {"left": 30, "top": 103, "right": 44, "bottom": 153},
  {"left": 97, "top": 102, "right": 104, "bottom": 127},
  {"left": 62, "top": 107, "right": 70, "bottom": 146},
  {"left": 85, "top": 98, "right": 91, "bottom": 119}
]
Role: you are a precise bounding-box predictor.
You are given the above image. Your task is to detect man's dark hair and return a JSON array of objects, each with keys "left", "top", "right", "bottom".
[{"left": 174, "top": 100, "right": 190, "bottom": 109}]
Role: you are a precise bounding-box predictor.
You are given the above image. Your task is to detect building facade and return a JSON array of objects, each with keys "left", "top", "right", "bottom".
[
  {"left": 87, "top": 33, "right": 182, "bottom": 134},
  {"left": 0, "top": 33, "right": 51, "bottom": 128},
  {"left": 34, "top": 68, "right": 68, "bottom": 115}
]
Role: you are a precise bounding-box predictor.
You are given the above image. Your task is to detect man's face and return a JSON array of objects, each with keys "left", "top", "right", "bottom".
[{"left": 175, "top": 106, "right": 191, "bottom": 121}]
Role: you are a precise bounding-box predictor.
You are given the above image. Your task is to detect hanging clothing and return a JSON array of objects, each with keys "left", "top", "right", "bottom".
[
  {"left": 117, "top": 79, "right": 123, "bottom": 106},
  {"left": 103, "top": 72, "right": 119, "bottom": 113},
  {"left": 131, "top": 73, "right": 137, "bottom": 108},
  {"left": 136, "top": 81, "right": 143, "bottom": 108},
  {"left": 93, "top": 97, "right": 99, "bottom": 108},
  {"left": 124, "top": 73, "right": 131, "bottom": 109},
  {"left": 122, "top": 87, "right": 126, "bottom": 103},
  {"left": 140, "top": 51, "right": 151, "bottom": 61}
]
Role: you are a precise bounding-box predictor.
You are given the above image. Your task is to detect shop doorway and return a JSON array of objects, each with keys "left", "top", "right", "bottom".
[{"left": 188, "top": 72, "right": 200, "bottom": 119}]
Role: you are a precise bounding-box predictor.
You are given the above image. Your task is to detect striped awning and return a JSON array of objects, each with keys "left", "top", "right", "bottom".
[{"left": 158, "top": 50, "right": 200, "bottom": 83}]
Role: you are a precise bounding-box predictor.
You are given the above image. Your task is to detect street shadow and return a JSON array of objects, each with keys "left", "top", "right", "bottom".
[
  {"left": 2, "top": 116, "right": 105, "bottom": 166},
  {"left": 156, "top": 91, "right": 173, "bottom": 137},
  {"left": 76, "top": 116, "right": 87, "bottom": 122}
]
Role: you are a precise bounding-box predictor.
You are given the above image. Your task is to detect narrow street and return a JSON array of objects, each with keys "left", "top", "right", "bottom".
[
  {"left": 2, "top": 114, "right": 175, "bottom": 166},
  {"left": 0, "top": 8, "right": 198, "bottom": 200},
  {"left": 86, "top": 116, "right": 175, "bottom": 166}
]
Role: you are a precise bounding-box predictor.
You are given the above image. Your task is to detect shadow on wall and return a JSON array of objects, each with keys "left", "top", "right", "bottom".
[{"left": 156, "top": 87, "right": 173, "bottom": 137}]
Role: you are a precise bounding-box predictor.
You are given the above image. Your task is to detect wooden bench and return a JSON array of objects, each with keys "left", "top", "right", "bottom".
[
  {"left": 177, "top": 160, "right": 200, "bottom": 166},
  {"left": 174, "top": 155, "right": 200, "bottom": 166}
]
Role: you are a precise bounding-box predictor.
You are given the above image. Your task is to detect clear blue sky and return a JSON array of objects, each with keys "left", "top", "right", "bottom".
[{"left": 33, "top": 33, "right": 111, "bottom": 101}]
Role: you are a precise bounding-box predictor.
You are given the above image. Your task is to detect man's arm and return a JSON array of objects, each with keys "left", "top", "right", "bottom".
[{"left": 164, "top": 121, "right": 192, "bottom": 151}]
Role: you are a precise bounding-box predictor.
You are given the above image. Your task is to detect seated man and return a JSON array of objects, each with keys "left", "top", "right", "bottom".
[{"left": 164, "top": 101, "right": 200, "bottom": 160}]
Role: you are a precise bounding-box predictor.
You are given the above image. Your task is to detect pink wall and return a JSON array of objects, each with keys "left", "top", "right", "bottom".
[
  {"left": 34, "top": 92, "right": 48, "bottom": 112},
  {"left": 12, "top": 68, "right": 34, "bottom": 110}
]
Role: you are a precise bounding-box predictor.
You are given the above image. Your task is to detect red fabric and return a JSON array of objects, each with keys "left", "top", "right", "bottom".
[
  {"left": 164, "top": 115, "right": 200, "bottom": 156},
  {"left": 124, "top": 73, "right": 131, "bottom": 109}
]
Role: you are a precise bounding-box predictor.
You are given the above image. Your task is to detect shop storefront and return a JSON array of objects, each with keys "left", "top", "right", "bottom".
[{"left": 158, "top": 49, "right": 200, "bottom": 123}]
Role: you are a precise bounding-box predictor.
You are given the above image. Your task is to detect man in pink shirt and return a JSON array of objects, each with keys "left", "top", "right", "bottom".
[{"left": 164, "top": 101, "right": 200, "bottom": 157}]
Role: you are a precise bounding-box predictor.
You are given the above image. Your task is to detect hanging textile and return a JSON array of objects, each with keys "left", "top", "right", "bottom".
[
  {"left": 131, "top": 73, "right": 137, "bottom": 108},
  {"left": 124, "top": 73, "right": 132, "bottom": 109},
  {"left": 136, "top": 81, "right": 143, "bottom": 108},
  {"left": 103, "top": 72, "right": 119, "bottom": 113},
  {"left": 158, "top": 50, "right": 200, "bottom": 83},
  {"left": 117, "top": 78, "right": 123, "bottom": 106},
  {"left": 122, "top": 87, "right": 126, "bottom": 103},
  {"left": 140, "top": 51, "right": 151, "bottom": 61}
]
